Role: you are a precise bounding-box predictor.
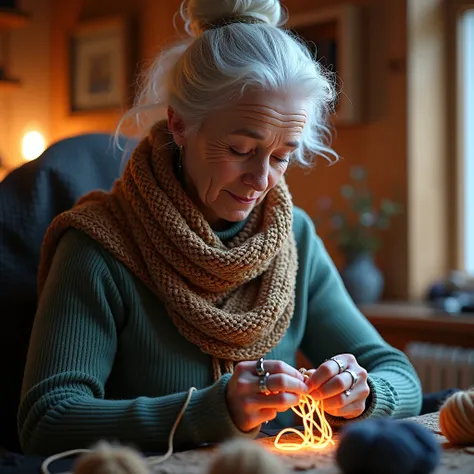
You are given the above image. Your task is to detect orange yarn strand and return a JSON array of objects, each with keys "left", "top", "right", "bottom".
[{"left": 274, "top": 371, "right": 334, "bottom": 451}]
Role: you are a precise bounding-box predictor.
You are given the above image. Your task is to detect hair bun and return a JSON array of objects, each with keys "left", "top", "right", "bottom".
[{"left": 182, "top": 0, "right": 284, "bottom": 37}]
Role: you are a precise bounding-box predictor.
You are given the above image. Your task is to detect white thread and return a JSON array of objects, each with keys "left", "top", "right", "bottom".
[
  {"left": 42, "top": 449, "right": 90, "bottom": 474},
  {"left": 147, "top": 387, "right": 196, "bottom": 466},
  {"left": 41, "top": 387, "right": 197, "bottom": 474}
]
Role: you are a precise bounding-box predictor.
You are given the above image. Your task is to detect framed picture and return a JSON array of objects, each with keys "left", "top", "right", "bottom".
[
  {"left": 288, "top": 5, "right": 363, "bottom": 125},
  {"left": 69, "top": 17, "right": 129, "bottom": 112}
]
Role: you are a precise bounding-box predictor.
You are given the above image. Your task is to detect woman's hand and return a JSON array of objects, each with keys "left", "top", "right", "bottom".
[
  {"left": 226, "top": 359, "right": 309, "bottom": 433},
  {"left": 305, "top": 354, "right": 370, "bottom": 419}
]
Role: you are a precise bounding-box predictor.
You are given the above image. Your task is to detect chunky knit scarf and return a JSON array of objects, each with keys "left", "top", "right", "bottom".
[{"left": 38, "top": 123, "right": 298, "bottom": 379}]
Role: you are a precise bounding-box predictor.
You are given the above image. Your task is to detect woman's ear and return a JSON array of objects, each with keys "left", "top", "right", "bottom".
[{"left": 167, "top": 106, "right": 186, "bottom": 147}]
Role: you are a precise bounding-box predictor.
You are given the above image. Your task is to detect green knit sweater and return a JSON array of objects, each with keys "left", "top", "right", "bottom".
[{"left": 18, "top": 207, "right": 422, "bottom": 456}]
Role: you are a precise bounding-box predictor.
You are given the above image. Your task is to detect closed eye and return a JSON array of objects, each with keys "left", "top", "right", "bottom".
[
  {"left": 230, "top": 147, "right": 290, "bottom": 163},
  {"left": 230, "top": 147, "right": 253, "bottom": 157},
  {"left": 272, "top": 155, "right": 290, "bottom": 163}
]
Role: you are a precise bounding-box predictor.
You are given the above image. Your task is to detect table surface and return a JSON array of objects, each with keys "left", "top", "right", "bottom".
[
  {"left": 1, "top": 413, "right": 473, "bottom": 474},
  {"left": 149, "top": 412, "right": 473, "bottom": 474}
]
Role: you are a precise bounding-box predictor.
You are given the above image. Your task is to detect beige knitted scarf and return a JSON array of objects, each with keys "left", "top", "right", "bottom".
[{"left": 38, "top": 123, "right": 298, "bottom": 379}]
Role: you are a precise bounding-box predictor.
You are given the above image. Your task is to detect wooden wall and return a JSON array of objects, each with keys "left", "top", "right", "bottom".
[
  {"left": 285, "top": 0, "right": 408, "bottom": 299},
  {"left": 0, "top": 0, "right": 52, "bottom": 173}
]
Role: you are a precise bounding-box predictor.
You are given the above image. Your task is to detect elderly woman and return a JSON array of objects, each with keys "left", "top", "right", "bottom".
[{"left": 18, "top": 0, "right": 422, "bottom": 457}]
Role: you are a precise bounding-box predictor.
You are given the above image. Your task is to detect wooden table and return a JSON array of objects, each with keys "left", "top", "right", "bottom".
[
  {"left": 149, "top": 413, "right": 474, "bottom": 473},
  {"left": 360, "top": 302, "right": 474, "bottom": 351}
]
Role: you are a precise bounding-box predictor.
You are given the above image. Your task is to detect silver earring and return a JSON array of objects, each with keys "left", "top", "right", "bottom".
[{"left": 178, "top": 145, "right": 183, "bottom": 169}]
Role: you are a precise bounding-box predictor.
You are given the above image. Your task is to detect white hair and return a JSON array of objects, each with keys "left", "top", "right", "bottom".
[{"left": 116, "top": 0, "right": 338, "bottom": 167}]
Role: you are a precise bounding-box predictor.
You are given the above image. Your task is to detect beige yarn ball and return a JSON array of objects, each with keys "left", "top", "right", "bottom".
[
  {"left": 208, "top": 438, "right": 288, "bottom": 474},
  {"left": 439, "top": 388, "right": 474, "bottom": 445},
  {"left": 73, "top": 442, "right": 150, "bottom": 474}
]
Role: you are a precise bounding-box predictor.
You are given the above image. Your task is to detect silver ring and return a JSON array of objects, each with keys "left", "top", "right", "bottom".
[
  {"left": 259, "top": 372, "right": 271, "bottom": 395},
  {"left": 299, "top": 367, "right": 310, "bottom": 379},
  {"left": 344, "top": 369, "right": 359, "bottom": 391},
  {"left": 256, "top": 357, "right": 265, "bottom": 377},
  {"left": 326, "top": 357, "right": 345, "bottom": 374},
  {"left": 344, "top": 389, "right": 351, "bottom": 397}
]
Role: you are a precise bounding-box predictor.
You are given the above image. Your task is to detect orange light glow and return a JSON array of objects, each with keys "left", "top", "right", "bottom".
[
  {"left": 22, "top": 131, "right": 45, "bottom": 161},
  {"left": 274, "top": 370, "right": 335, "bottom": 451},
  {"left": 274, "top": 395, "right": 334, "bottom": 451}
]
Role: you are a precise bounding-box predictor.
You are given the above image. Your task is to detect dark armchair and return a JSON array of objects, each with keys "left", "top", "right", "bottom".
[{"left": 0, "top": 133, "right": 136, "bottom": 452}]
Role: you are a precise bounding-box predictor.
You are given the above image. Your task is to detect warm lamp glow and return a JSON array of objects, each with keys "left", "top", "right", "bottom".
[{"left": 22, "top": 131, "right": 46, "bottom": 161}]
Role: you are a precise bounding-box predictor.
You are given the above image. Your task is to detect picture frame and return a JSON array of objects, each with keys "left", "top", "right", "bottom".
[
  {"left": 288, "top": 5, "right": 363, "bottom": 125},
  {"left": 69, "top": 17, "right": 129, "bottom": 113}
]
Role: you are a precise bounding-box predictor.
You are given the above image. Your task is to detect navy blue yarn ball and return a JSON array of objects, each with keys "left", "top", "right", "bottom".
[{"left": 336, "top": 419, "right": 441, "bottom": 474}]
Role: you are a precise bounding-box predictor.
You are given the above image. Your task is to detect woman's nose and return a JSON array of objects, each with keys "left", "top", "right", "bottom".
[{"left": 242, "top": 156, "right": 270, "bottom": 191}]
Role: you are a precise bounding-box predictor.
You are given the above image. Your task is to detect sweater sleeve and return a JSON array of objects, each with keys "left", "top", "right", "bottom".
[
  {"left": 296, "top": 212, "right": 422, "bottom": 424},
  {"left": 18, "top": 230, "right": 255, "bottom": 456}
]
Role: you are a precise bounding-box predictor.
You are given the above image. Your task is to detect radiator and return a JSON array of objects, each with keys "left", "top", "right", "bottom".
[{"left": 405, "top": 342, "right": 474, "bottom": 393}]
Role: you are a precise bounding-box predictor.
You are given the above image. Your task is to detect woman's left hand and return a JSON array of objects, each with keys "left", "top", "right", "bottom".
[{"left": 304, "top": 354, "right": 370, "bottom": 419}]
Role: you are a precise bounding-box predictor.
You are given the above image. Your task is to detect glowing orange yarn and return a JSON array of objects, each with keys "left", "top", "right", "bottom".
[{"left": 274, "top": 371, "right": 334, "bottom": 451}]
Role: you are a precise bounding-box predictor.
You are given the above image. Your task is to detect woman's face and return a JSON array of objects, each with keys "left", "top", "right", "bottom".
[{"left": 168, "top": 89, "right": 308, "bottom": 230}]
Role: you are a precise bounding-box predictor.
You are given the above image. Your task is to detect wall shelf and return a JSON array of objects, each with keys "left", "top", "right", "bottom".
[{"left": 0, "top": 8, "right": 30, "bottom": 30}]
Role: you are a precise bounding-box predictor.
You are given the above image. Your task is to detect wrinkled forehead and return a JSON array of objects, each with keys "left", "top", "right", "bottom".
[{"left": 202, "top": 89, "right": 309, "bottom": 137}]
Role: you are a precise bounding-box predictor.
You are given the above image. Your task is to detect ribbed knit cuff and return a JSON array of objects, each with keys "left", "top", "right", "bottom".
[
  {"left": 184, "top": 374, "right": 260, "bottom": 444},
  {"left": 324, "top": 374, "right": 397, "bottom": 427}
]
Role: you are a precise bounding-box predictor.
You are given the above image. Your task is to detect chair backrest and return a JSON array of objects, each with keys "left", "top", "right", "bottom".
[{"left": 0, "top": 133, "right": 137, "bottom": 452}]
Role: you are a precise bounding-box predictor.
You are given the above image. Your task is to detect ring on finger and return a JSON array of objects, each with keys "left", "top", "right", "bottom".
[
  {"left": 344, "top": 368, "right": 359, "bottom": 396},
  {"left": 299, "top": 367, "right": 310, "bottom": 379},
  {"left": 325, "top": 357, "right": 345, "bottom": 374},
  {"left": 259, "top": 371, "right": 271, "bottom": 395},
  {"left": 256, "top": 357, "right": 265, "bottom": 377}
]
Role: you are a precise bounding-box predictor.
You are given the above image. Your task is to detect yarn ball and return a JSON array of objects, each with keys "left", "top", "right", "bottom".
[
  {"left": 439, "top": 388, "right": 474, "bottom": 445},
  {"left": 336, "top": 419, "right": 440, "bottom": 474},
  {"left": 73, "top": 441, "right": 150, "bottom": 474},
  {"left": 208, "top": 438, "right": 288, "bottom": 474}
]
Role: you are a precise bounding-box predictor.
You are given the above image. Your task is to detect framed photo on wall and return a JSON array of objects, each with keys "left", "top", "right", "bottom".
[
  {"left": 288, "top": 5, "right": 363, "bottom": 125},
  {"left": 69, "top": 17, "right": 129, "bottom": 112}
]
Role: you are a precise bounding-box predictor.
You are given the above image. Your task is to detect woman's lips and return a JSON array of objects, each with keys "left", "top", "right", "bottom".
[{"left": 228, "top": 192, "right": 258, "bottom": 204}]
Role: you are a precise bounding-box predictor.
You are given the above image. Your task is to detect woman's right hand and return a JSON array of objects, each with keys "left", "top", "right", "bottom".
[{"left": 225, "top": 359, "right": 308, "bottom": 433}]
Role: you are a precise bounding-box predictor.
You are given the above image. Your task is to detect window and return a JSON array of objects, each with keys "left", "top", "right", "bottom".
[{"left": 458, "top": 9, "right": 474, "bottom": 274}]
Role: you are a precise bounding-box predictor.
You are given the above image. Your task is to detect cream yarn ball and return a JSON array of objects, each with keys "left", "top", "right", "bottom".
[
  {"left": 73, "top": 442, "right": 150, "bottom": 474},
  {"left": 208, "top": 438, "right": 288, "bottom": 474}
]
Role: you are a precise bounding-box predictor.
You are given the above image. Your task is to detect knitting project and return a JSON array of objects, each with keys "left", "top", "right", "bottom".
[
  {"left": 274, "top": 395, "right": 334, "bottom": 451},
  {"left": 274, "top": 370, "right": 334, "bottom": 451}
]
